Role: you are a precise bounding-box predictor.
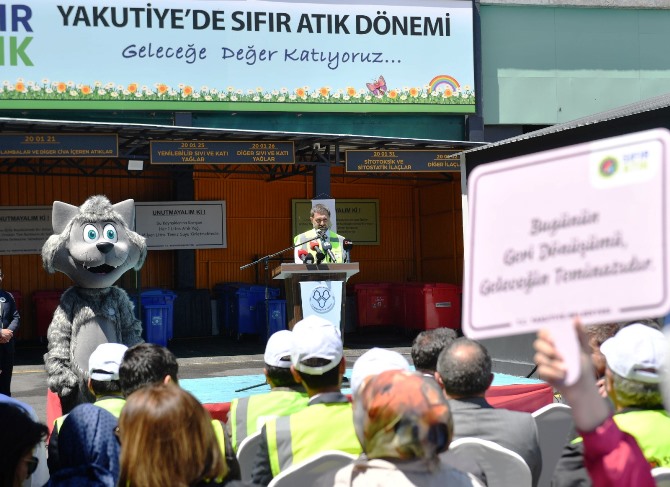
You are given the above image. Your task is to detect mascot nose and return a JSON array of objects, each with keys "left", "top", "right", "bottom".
[{"left": 96, "top": 241, "right": 114, "bottom": 254}]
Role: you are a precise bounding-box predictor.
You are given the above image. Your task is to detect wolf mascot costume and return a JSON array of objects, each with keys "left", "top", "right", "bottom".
[{"left": 42, "top": 195, "right": 146, "bottom": 412}]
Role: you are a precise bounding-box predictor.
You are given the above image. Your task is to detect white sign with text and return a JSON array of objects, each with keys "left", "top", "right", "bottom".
[
  {"left": 464, "top": 128, "right": 670, "bottom": 335},
  {"left": 0, "top": 206, "right": 52, "bottom": 255},
  {"left": 135, "top": 201, "right": 227, "bottom": 250}
]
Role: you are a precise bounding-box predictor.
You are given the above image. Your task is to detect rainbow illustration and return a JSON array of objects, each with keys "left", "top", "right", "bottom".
[{"left": 428, "top": 75, "right": 460, "bottom": 93}]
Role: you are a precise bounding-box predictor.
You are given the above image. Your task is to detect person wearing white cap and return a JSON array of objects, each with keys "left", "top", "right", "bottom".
[
  {"left": 227, "top": 330, "right": 308, "bottom": 453},
  {"left": 48, "top": 342, "right": 128, "bottom": 474},
  {"left": 249, "top": 315, "right": 362, "bottom": 486},
  {"left": 552, "top": 322, "right": 670, "bottom": 486},
  {"left": 349, "top": 347, "right": 411, "bottom": 394}
]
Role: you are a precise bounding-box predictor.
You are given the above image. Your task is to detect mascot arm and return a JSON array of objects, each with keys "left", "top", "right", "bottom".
[
  {"left": 44, "top": 305, "right": 79, "bottom": 396},
  {"left": 116, "top": 288, "right": 144, "bottom": 346}
]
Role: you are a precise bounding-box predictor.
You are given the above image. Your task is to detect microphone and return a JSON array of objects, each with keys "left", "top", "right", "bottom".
[
  {"left": 297, "top": 249, "right": 314, "bottom": 264},
  {"left": 343, "top": 239, "right": 353, "bottom": 263},
  {"left": 321, "top": 239, "right": 338, "bottom": 263},
  {"left": 310, "top": 240, "right": 326, "bottom": 264}
]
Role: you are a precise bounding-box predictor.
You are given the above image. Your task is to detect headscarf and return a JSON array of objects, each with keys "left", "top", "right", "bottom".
[
  {"left": 47, "top": 403, "right": 120, "bottom": 487},
  {"left": 354, "top": 369, "right": 452, "bottom": 462}
]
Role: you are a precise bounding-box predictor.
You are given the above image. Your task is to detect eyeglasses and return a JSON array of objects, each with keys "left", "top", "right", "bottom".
[
  {"left": 26, "top": 456, "right": 38, "bottom": 476},
  {"left": 312, "top": 217, "right": 329, "bottom": 224}
]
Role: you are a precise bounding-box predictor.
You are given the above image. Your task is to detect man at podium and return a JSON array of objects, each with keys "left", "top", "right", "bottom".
[{"left": 293, "top": 203, "right": 348, "bottom": 264}]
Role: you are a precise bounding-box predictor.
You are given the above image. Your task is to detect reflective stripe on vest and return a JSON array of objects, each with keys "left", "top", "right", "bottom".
[
  {"left": 231, "top": 391, "right": 309, "bottom": 452},
  {"left": 266, "top": 402, "right": 361, "bottom": 476}
]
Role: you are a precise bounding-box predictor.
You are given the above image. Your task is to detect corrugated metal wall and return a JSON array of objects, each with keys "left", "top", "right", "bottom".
[
  {"left": 194, "top": 168, "right": 464, "bottom": 290},
  {"left": 0, "top": 170, "right": 174, "bottom": 339},
  {"left": 0, "top": 164, "right": 463, "bottom": 339}
]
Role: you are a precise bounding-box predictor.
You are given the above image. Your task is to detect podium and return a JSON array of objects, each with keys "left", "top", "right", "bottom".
[{"left": 272, "top": 263, "right": 360, "bottom": 331}]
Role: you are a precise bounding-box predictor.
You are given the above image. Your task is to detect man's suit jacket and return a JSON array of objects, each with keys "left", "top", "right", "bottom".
[{"left": 448, "top": 396, "right": 543, "bottom": 487}]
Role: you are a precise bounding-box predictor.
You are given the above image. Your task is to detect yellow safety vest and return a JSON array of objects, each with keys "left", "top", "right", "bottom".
[
  {"left": 572, "top": 409, "right": 670, "bottom": 467},
  {"left": 294, "top": 229, "right": 345, "bottom": 263},
  {"left": 54, "top": 396, "right": 126, "bottom": 432},
  {"left": 210, "top": 419, "right": 227, "bottom": 483},
  {"left": 230, "top": 390, "right": 309, "bottom": 453},
  {"left": 265, "top": 402, "right": 361, "bottom": 476}
]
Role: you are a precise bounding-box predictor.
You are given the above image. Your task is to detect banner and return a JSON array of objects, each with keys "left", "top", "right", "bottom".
[
  {"left": 300, "top": 280, "right": 343, "bottom": 331},
  {"left": 0, "top": 0, "right": 474, "bottom": 113}
]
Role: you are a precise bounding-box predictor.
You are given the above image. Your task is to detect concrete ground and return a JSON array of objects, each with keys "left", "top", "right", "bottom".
[{"left": 11, "top": 327, "right": 414, "bottom": 424}]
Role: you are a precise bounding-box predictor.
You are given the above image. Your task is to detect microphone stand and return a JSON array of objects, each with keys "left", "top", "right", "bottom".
[{"left": 240, "top": 234, "right": 323, "bottom": 342}]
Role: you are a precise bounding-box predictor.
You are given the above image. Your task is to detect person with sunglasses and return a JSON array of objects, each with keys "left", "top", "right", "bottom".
[{"left": 0, "top": 403, "right": 48, "bottom": 487}]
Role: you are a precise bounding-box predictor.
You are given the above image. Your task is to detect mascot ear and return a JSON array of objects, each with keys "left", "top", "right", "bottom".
[
  {"left": 114, "top": 199, "right": 136, "bottom": 231},
  {"left": 52, "top": 201, "right": 80, "bottom": 234}
]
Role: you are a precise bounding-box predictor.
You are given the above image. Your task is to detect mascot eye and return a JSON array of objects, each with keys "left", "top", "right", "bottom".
[
  {"left": 103, "top": 224, "right": 118, "bottom": 243},
  {"left": 83, "top": 224, "right": 99, "bottom": 243}
]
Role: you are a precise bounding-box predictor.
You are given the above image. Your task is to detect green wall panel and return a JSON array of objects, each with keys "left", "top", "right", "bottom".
[
  {"left": 191, "top": 112, "right": 465, "bottom": 140},
  {"left": 482, "top": 6, "right": 670, "bottom": 125}
]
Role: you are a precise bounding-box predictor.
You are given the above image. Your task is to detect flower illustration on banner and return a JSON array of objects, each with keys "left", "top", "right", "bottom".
[
  {"left": 0, "top": 76, "right": 475, "bottom": 108},
  {"left": 366, "top": 75, "right": 387, "bottom": 96}
]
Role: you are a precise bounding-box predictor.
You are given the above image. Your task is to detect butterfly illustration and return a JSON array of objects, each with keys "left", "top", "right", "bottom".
[{"left": 366, "top": 75, "right": 387, "bottom": 96}]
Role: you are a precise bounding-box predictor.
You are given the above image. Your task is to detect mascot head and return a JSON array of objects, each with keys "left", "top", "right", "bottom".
[{"left": 42, "top": 195, "right": 147, "bottom": 289}]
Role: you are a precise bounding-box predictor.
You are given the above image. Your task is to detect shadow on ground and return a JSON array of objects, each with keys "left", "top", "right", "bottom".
[{"left": 16, "top": 326, "right": 415, "bottom": 366}]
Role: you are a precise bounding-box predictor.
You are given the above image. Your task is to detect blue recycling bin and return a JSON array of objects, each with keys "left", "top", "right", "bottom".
[
  {"left": 236, "top": 285, "right": 280, "bottom": 336},
  {"left": 136, "top": 289, "right": 177, "bottom": 346},
  {"left": 256, "top": 299, "right": 287, "bottom": 343}
]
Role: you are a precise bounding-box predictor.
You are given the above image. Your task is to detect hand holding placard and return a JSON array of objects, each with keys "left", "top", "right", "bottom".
[{"left": 463, "top": 128, "right": 670, "bottom": 382}]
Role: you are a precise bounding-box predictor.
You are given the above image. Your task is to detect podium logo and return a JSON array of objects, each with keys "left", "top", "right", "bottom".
[{"left": 309, "top": 286, "right": 336, "bottom": 314}]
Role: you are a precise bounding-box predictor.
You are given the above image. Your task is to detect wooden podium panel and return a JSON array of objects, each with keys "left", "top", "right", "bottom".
[{"left": 272, "top": 263, "right": 359, "bottom": 330}]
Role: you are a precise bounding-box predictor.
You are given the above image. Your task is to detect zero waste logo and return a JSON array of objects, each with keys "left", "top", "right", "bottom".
[
  {"left": 599, "top": 157, "right": 618, "bottom": 177},
  {"left": 309, "top": 286, "right": 335, "bottom": 314}
]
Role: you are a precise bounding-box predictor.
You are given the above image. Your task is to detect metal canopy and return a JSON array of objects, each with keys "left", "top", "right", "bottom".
[
  {"left": 460, "top": 91, "right": 670, "bottom": 179},
  {"left": 0, "top": 116, "right": 486, "bottom": 180}
]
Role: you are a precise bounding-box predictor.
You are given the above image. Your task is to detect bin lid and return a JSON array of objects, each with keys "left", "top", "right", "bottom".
[
  {"left": 353, "top": 282, "right": 392, "bottom": 290},
  {"left": 140, "top": 289, "right": 177, "bottom": 298}
]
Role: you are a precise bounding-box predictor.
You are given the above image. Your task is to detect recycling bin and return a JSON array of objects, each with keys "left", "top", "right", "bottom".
[
  {"left": 33, "top": 290, "right": 65, "bottom": 340},
  {"left": 236, "top": 285, "right": 280, "bottom": 336},
  {"left": 354, "top": 283, "right": 394, "bottom": 327},
  {"left": 138, "top": 289, "right": 177, "bottom": 346},
  {"left": 404, "top": 283, "right": 461, "bottom": 331},
  {"left": 256, "top": 299, "right": 287, "bottom": 343}
]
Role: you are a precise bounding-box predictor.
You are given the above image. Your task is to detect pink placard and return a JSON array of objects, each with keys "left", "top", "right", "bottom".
[{"left": 463, "top": 128, "right": 670, "bottom": 340}]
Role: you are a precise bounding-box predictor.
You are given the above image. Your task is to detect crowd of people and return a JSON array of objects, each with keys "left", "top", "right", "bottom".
[{"left": 1, "top": 311, "right": 668, "bottom": 486}]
